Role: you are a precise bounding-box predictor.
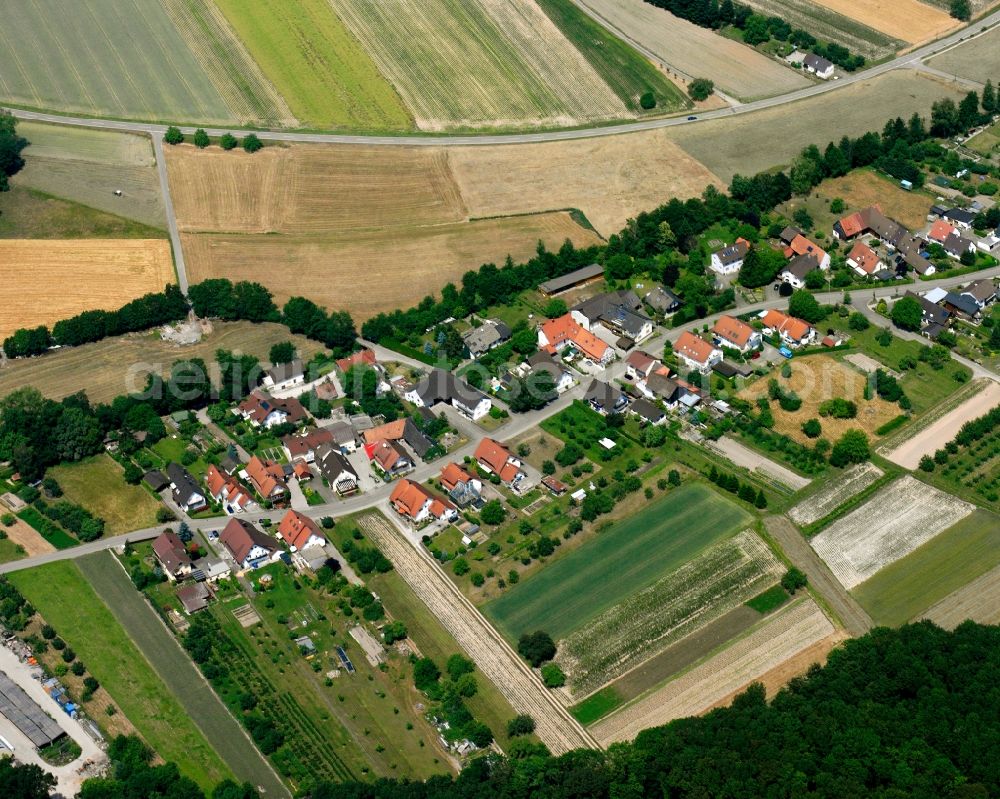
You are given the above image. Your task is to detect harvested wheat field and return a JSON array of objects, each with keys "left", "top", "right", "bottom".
[
  {"left": 814, "top": 171, "right": 938, "bottom": 231},
  {"left": 788, "top": 462, "right": 884, "bottom": 526},
  {"left": 0, "top": 321, "right": 325, "bottom": 403},
  {"left": 922, "top": 562, "right": 1000, "bottom": 628},
  {"left": 739, "top": 355, "right": 901, "bottom": 444},
  {"left": 574, "top": 0, "right": 810, "bottom": 99},
  {"left": 590, "top": 598, "right": 834, "bottom": 745},
  {"left": 166, "top": 143, "right": 467, "bottom": 233},
  {"left": 810, "top": 476, "right": 975, "bottom": 590},
  {"left": 816, "top": 0, "right": 958, "bottom": 45},
  {"left": 182, "top": 212, "right": 600, "bottom": 320},
  {"left": 929, "top": 26, "right": 1000, "bottom": 83},
  {"left": 0, "top": 240, "right": 174, "bottom": 340},
  {"left": 448, "top": 132, "right": 723, "bottom": 236}
]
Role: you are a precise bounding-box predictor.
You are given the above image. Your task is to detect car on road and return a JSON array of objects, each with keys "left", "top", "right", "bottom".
[{"left": 687, "top": 116, "right": 697, "bottom": 121}]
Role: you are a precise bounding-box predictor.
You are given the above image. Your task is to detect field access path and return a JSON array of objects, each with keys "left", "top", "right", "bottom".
[
  {"left": 152, "top": 137, "right": 189, "bottom": 293},
  {"left": 77, "top": 551, "right": 289, "bottom": 798},
  {"left": 3, "top": 10, "right": 999, "bottom": 147},
  {"left": 357, "top": 513, "right": 599, "bottom": 755}
]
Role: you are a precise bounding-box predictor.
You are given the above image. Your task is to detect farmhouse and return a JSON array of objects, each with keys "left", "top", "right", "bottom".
[
  {"left": 538, "top": 314, "right": 612, "bottom": 364},
  {"left": 237, "top": 391, "right": 307, "bottom": 429},
  {"left": 538, "top": 263, "right": 604, "bottom": 296},
  {"left": 584, "top": 379, "right": 629, "bottom": 415},
  {"left": 278, "top": 510, "right": 326, "bottom": 552},
  {"left": 314, "top": 444, "right": 360, "bottom": 496},
  {"left": 262, "top": 360, "right": 305, "bottom": 392},
  {"left": 710, "top": 239, "right": 750, "bottom": 274},
  {"left": 761, "top": 309, "right": 815, "bottom": 348},
  {"left": 336, "top": 348, "right": 377, "bottom": 374},
  {"left": 389, "top": 479, "right": 456, "bottom": 524},
  {"left": 220, "top": 518, "right": 278, "bottom": 570},
  {"left": 439, "top": 462, "right": 482, "bottom": 507},
  {"left": 803, "top": 52, "right": 834, "bottom": 79},
  {"left": 712, "top": 316, "right": 760, "bottom": 353},
  {"left": 366, "top": 439, "right": 412, "bottom": 477},
  {"left": 846, "top": 242, "right": 884, "bottom": 277},
  {"left": 784, "top": 234, "right": 830, "bottom": 270},
  {"left": 525, "top": 351, "right": 575, "bottom": 394},
  {"left": 779, "top": 254, "right": 821, "bottom": 289},
  {"left": 166, "top": 463, "right": 207, "bottom": 513},
  {"left": 643, "top": 286, "right": 682, "bottom": 315},
  {"left": 204, "top": 464, "right": 254, "bottom": 515},
  {"left": 282, "top": 428, "right": 335, "bottom": 463},
  {"left": 674, "top": 331, "right": 722, "bottom": 373},
  {"left": 462, "top": 319, "right": 512, "bottom": 357},
  {"left": 362, "top": 418, "right": 433, "bottom": 460},
  {"left": 571, "top": 290, "right": 654, "bottom": 343},
  {"left": 244, "top": 456, "right": 287, "bottom": 501},
  {"left": 474, "top": 438, "right": 525, "bottom": 486},
  {"left": 405, "top": 369, "right": 492, "bottom": 421},
  {"left": 152, "top": 531, "right": 193, "bottom": 581},
  {"left": 625, "top": 350, "right": 660, "bottom": 380}
]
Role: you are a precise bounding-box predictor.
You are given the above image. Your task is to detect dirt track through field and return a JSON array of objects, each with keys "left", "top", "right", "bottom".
[
  {"left": 590, "top": 598, "right": 834, "bottom": 744},
  {"left": 885, "top": 379, "right": 1000, "bottom": 469},
  {"left": 357, "top": 513, "right": 597, "bottom": 754},
  {"left": 922, "top": 562, "right": 1000, "bottom": 628}
]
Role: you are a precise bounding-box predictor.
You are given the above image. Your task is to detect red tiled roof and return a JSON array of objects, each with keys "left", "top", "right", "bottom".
[
  {"left": 929, "top": 219, "right": 956, "bottom": 243},
  {"left": 336, "top": 349, "right": 377, "bottom": 374},
  {"left": 282, "top": 428, "right": 334, "bottom": 458},
  {"left": 539, "top": 314, "right": 609, "bottom": 361},
  {"left": 362, "top": 419, "right": 407, "bottom": 444},
  {"left": 712, "top": 315, "right": 755, "bottom": 348},
  {"left": 440, "top": 462, "right": 473, "bottom": 491},
  {"left": 847, "top": 241, "right": 881, "bottom": 275},
  {"left": 761, "top": 309, "right": 812, "bottom": 342},
  {"left": 205, "top": 464, "right": 228, "bottom": 497},
  {"left": 626, "top": 350, "right": 657, "bottom": 373},
  {"left": 474, "top": 438, "right": 512, "bottom": 474},
  {"left": 368, "top": 439, "right": 406, "bottom": 472},
  {"left": 245, "top": 456, "right": 286, "bottom": 498},
  {"left": 152, "top": 531, "right": 191, "bottom": 576},
  {"left": 675, "top": 331, "right": 716, "bottom": 365},
  {"left": 786, "top": 234, "right": 828, "bottom": 265},
  {"left": 220, "top": 518, "right": 276, "bottom": 564},
  {"left": 278, "top": 510, "right": 324, "bottom": 550},
  {"left": 238, "top": 390, "right": 307, "bottom": 425},
  {"left": 390, "top": 479, "right": 432, "bottom": 519}
]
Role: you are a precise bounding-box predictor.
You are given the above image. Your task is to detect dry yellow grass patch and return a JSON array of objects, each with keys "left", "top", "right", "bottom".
[
  {"left": 814, "top": 0, "right": 958, "bottom": 45},
  {"left": 814, "top": 171, "right": 938, "bottom": 230},
  {"left": 166, "top": 143, "right": 467, "bottom": 234},
  {"left": 448, "top": 131, "right": 723, "bottom": 236},
  {"left": 182, "top": 211, "right": 601, "bottom": 321},
  {"left": 0, "top": 239, "right": 174, "bottom": 339},
  {"left": 739, "top": 354, "right": 901, "bottom": 444}
]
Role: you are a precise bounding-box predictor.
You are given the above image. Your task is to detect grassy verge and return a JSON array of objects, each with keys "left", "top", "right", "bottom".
[{"left": 0, "top": 185, "right": 166, "bottom": 239}]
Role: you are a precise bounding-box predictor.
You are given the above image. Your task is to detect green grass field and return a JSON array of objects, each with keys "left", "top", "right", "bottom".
[
  {"left": 570, "top": 687, "right": 622, "bottom": 724},
  {"left": 213, "top": 0, "right": 412, "bottom": 130},
  {"left": 0, "top": 186, "right": 165, "bottom": 239},
  {"left": 10, "top": 559, "right": 234, "bottom": 791},
  {"left": 852, "top": 509, "right": 1000, "bottom": 627},
  {"left": 746, "top": 584, "right": 789, "bottom": 614},
  {"left": 534, "top": 0, "right": 687, "bottom": 113},
  {"left": 48, "top": 455, "right": 162, "bottom": 535},
  {"left": 483, "top": 483, "right": 752, "bottom": 641}
]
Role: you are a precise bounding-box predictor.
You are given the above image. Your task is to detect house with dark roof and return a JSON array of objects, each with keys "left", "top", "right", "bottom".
[
  {"left": 780, "top": 254, "right": 821, "bottom": 289},
  {"left": 643, "top": 286, "right": 682, "bottom": 315},
  {"left": 152, "top": 531, "right": 193, "bottom": 581},
  {"left": 405, "top": 369, "right": 492, "bottom": 421},
  {"left": 638, "top": 372, "right": 684, "bottom": 406},
  {"left": 943, "top": 207, "right": 976, "bottom": 229},
  {"left": 628, "top": 397, "right": 666, "bottom": 425},
  {"left": 462, "top": 319, "right": 512, "bottom": 357},
  {"left": 803, "top": 52, "right": 833, "bottom": 79},
  {"left": 262, "top": 360, "right": 305, "bottom": 392},
  {"left": 325, "top": 420, "right": 357, "bottom": 454},
  {"left": 237, "top": 391, "right": 307, "bottom": 429},
  {"left": 583, "top": 379, "right": 628, "bottom": 415},
  {"left": 571, "top": 290, "right": 654, "bottom": 343},
  {"left": 166, "top": 463, "right": 207, "bottom": 513},
  {"left": 943, "top": 231, "right": 976, "bottom": 260},
  {"left": 942, "top": 292, "right": 982, "bottom": 320},
  {"left": 314, "top": 444, "right": 360, "bottom": 496},
  {"left": 778, "top": 226, "right": 801, "bottom": 245},
  {"left": 710, "top": 239, "right": 750, "bottom": 275},
  {"left": 904, "top": 291, "right": 951, "bottom": 329},
  {"left": 143, "top": 469, "right": 169, "bottom": 493},
  {"left": 220, "top": 518, "right": 278, "bottom": 570},
  {"left": 282, "top": 428, "right": 335, "bottom": 463},
  {"left": 898, "top": 240, "right": 936, "bottom": 276},
  {"left": 525, "top": 351, "right": 574, "bottom": 394},
  {"left": 177, "top": 583, "right": 211, "bottom": 615},
  {"left": 962, "top": 279, "right": 996, "bottom": 309},
  {"left": 625, "top": 350, "right": 660, "bottom": 380}
]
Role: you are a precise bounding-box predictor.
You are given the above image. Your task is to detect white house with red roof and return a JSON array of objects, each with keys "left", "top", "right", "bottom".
[
  {"left": 674, "top": 331, "right": 722, "bottom": 373},
  {"left": 389, "top": 479, "right": 456, "bottom": 524},
  {"left": 711, "top": 316, "right": 760, "bottom": 353},
  {"left": 761, "top": 309, "right": 816, "bottom": 348},
  {"left": 474, "top": 438, "right": 525, "bottom": 487},
  {"left": 278, "top": 510, "right": 326, "bottom": 553},
  {"left": 537, "top": 314, "right": 613, "bottom": 364},
  {"left": 846, "top": 241, "right": 884, "bottom": 277}
]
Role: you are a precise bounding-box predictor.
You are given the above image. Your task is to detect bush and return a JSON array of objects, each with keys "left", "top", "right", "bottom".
[
  {"left": 0, "top": 513, "right": 13, "bottom": 527},
  {"left": 242, "top": 133, "right": 263, "bottom": 153},
  {"left": 688, "top": 78, "right": 714, "bottom": 101},
  {"left": 848, "top": 312, "right": 870, "bottom": 331},
  {"left": 781, "top": 567, "right": 808, "bottom": 593},
  {"left": 163, "top": 126, "right": 183, "bottom": 145},
  {"left": 507, "top": 714, "right": 536, "bottom": 738},
  {"left": 480, "top": 500, "right": 505, "bottom": 526},
  {"left": 802, "top": 418, "right": 822, "bottom": 438},
  {"left": 193, "top": 128, "right": 210, "bottom": 148},
  {"left": 830, "top": 429, "right": 870, "bottom": 467},
  {"left": 818, "top": 398, "right": 857, "bottom": 419},
  {"left": 639, "top": 91, "right": 656, "bottom": 110},
  {"left": 71, "top": 661, "right": 85, "bottom": 676},
  {"left": 518, "top": 631, "right": 556, "bottom": 667},
  {"left": 540, "top": 663, "right": 566, "bottom": 688},
  {"left": 220, "top": 133, "right": 238, "bottom": 150},
  {"left": 919, "top": 454, "right": 935, "bottom": 472}
]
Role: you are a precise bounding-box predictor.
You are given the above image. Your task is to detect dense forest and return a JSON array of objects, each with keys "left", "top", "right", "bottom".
[{"left": 3, "top": 622, "right": 998, "bottom": 798}]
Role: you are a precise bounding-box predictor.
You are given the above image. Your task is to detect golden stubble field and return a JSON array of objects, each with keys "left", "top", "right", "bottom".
[
  {"left": 816, "top": 0, "right": 958, "bottom": 45},
  {"left": 0, "top": 239, "right": 175, "bottom": 340}
]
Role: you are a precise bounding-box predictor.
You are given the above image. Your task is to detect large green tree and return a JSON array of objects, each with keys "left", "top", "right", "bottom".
[
  {"left": 0, "top": 111, "right": 28, "bottom": 191},
  {"left": 890, "top": 295, "right": 923, "bottom": 331}
]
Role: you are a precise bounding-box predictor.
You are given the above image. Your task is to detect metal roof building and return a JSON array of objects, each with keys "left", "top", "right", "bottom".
[{"left": 0, "top": 671, "right": 65, "bottom": 748}]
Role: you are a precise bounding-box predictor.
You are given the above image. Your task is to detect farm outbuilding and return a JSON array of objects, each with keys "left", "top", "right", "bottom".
[{"left": 0, "top": 671, "right": 65, "bottom": 748}]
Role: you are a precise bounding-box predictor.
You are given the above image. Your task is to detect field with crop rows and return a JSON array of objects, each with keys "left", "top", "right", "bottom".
[
  {"left": 815, "top": 0, "right": 957, "bottom": 45},
  {"left": 558, "top": 530, "right": 782, "bottom": 696},
  {"left": 811, "top": 476, "right": 975, "bottom": 590},
  {"left": 332, "top": 0, "right": 627, "bottom": 130},
  {"left": 923, "top": 561, "right": 1000, "bottom": 628},
  {"left": 741, "top": 0, "right": 903, "bottom": 58},
  {"left": 853, "top": 509, "right": 1000, "bottom": 626},
  {"left": 0, "top": 0, "right": 252, "bottom": 124},
  {"left": 484, "top": 484, "right": 752, "bottom": 641},
  {"left": 590, "top": 598, "right": 835, "bottom": 744},
  {"left": 0, "top": 239, "right": 174, "bottom": 340},
  {"left": 929, "top": 26, "right": 1000, "bottom": 83},
  {"left": 573, "top": 0, "right": 810, "bottom": 99},
  {"left": 788, "top": 463, "right": 884, "bottom": 526}
]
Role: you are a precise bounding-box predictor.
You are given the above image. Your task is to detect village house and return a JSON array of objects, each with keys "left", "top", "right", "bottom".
[
  {"left": 961, "top": 279, "right": 997, "bottom": 310},
  {"left": 712, "top": 315, "right": 761, "bottom": 353},
  {"left": 281, "top": 428, "right": 335, "bottom": 463},
  {"left": 943, "top": 231, "right": 976, "bottom": 260},
  {"left": 314, "top": 444, "right": 360, "bottom": 495},
  {"left": 204, "top": 464, "right": 254, "bottom": 515},
  {"left": 237, "top": 391, "right": 307, "bottom": 429},
  {"left": 244, "top": 456, "right": 287, "bottom": 501},
  {"left": 803, "top": 52, "right": 834, "bottom": 79},
  {"left": 325, "top": 420, "right": 357, "bottom": 454},
  {"left": 571, "top": 290, "right": 655, "bottom": 344},
  {"left": 389, "top": 479, "right": 456, "bottom": 524},
  {"left": 439, "top": 462, "right": 482, "bottom": 508},
  {"left": 336, "top": 348, "right": 377, "bottom": 374},
  {"left": 462, "top": 319, "right": 512, "bottom": 357},
  {"left": 628, "top": 397, "right": 666, "bottom": 426},
  {"left": 474, "top": 438, "right": 525, "bottom": 486},
  {"left": 366, "top": 439, "right": 412, "bottom": 478},
  {"left": 362, "top": 418, "right": 434, "bottom": 461},
  {"left": 780, "top": 254, "right": 821, "bottom": 289},
  {"left": 166, "top": 463, "right": 207, "bottom": 513},
  {"left": 674, "top": 331, "right": 722, "bottom": 373},
  {"left": 625, "top": 350, "right": 661, "bottom": 380},
  {"left": 846, "top": 241, "right": 884, "bottom": 277},
  {"left": 643, "top": 286, "right": 682, "bottom": 315},
  {"left": 638, "top": 371, "right": 684, "bottom": 407},
  {"left": 898, "top": 241, "right": 936, "bottom": 276},
  {"left": 152, "top": 531, "right": 193, "bottom": 581},
  {"left": 943, "top": 207, "right": 976, "bottom": 230},
  {"left": 904, "top": 291, "right": 951, "bottom": 331},
  {"left": 177, "top": 583, "right": 211, "bottom": 615},
  {"left": 525, "top": 351, "right": 575, "bottom": 394},
  {"left": 220, "top": 518, "right": 279, "bottom": 570},
  {"left": 261, "top": 360, "right": 305, "bottom": 392},
  {"left": 784, "top": 234, "right": 830, "bottom": 270},
  {"left": 761, "top": 309, "right": 815, "bottom": 348},
  {"left": 710, "top": 239, "right": 750, "bottom": 275},
  {"left": 278, "top": 510, "right": 327, "bottom": 553},
  {"left": 942, "top": 292, "right": 982, "bottom": 321},
  {"left": 584, "top": 379, "right": 629, "bottom": 415},
  {"left": 928, "top": 219, "right": 955, "bottom": 244},
  {"left": 537, "top": 313, "right": 613, "bottom": 364},
  {"left": 405, "top": 369, "right": 492, "bottom": 421},
  {"left": 833, "top": 205, "right": 907, "bottom": 250}
]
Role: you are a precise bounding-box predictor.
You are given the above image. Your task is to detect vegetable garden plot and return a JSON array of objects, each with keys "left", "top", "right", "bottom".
[{"left": 788, "top": 463, "right": 884, "bottom": 527}]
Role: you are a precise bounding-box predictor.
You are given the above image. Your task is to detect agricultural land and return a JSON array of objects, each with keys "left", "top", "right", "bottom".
[
  {"left": 810, "top": 0, "right": 958, "bottom": 46},
  {"left": 0, "top": 185, "right": 165, "bottom": 240},
  {"left": 923, "top": 561, "right": 1000, "bottom": 628},
  {"left": 47, "top": 455, "right": 162, "bottom": 535},
  {"left": 810, "top": 476, "right": 976, "bottom": 590},
  {"left": 788, "top": 463, "right": 885, "bottom": 526},
  {"left": 572, "top": 0, "right": 811, "bottom": 99},
  {"left": 0, "top": 239, "right": 174, "bottom": 340},
  {"left": 927, "top": 25, "right": 1000, "bottom": 83}
]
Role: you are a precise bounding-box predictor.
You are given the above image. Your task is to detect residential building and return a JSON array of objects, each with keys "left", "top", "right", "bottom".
[
  {"left": 152, "top": 531, "right": 192, "bottom": 581},
  {"left": 462, "top": 319, "right": 512, "bottom": 357},
  {"left": 710, "top": 239, "right": 750, "bottom": 274},
  {"left": 525, "top": 351, "right": 575, "bottom": 394},
  {"left": 962, "top": 279, "right": 997, "bottom": 309},
  {"left": 278, "top": 510, "right": 326, "bottom": 552},
  {"left": 833, "top": 205, "right": 907, "bottom": 249},
  {"left": 625, "top": 350, "right": 660, "bottom": 380},
  {"left": 538, "top": 263, "right": 604, "bottom": 296},
  {"left": 362, "top": 418, "right": 434, "bottom": 460},
  {"left": 846, "top": 241, "right": 884, "bottom": 277},
  {"left": 942, "top": 292, "right": 982, "bottom": 320},
  {"left": 639, "top": 372, "right": 684, "bottom": 406},
  {"left": 571, "top": 290, "right": 655, "bottom": 343},
  {"left": 177, "top": 583, "right": 210, "bottom": 615},
  {"left": 943, "top": 207, "right": 976, "bottom": 230},
  {"left": 220, "top": 518, "right": 278, "bottom": 570},
  {"left": 336, "top": 348, "right": 377, "bottom": 374},
  {"left": 584, "top": 379, "right": 629, "bottom": 415},
  {"left": 780, "top": 253, "right": 821, "bottom": 289},
  {"left": 166, "top": 463, "right": 207, "bottom": 513},
  {"left": 803, "top": 52, "right": 834, "bottom": 79},
  {"left": 262, "top": 360, "right": 305, "bottom": 392},
  {"left": 244, "top": 456, "right": 287, "bottom": 501},
  {"left": 898, "top": 241, "right": 936, "bottom": 276},
  {"left": 314, "top": 444, "right": 360, "bottom": 495},
  {"left": 904, "top": 291, "right": 951, "bottom": 328},
  {"left": 405, "top": 369, "right": 492, "bottom": 421},
  {"left": 282, "top": 428, "right": 335, "bottom": 463},
  {"left": 943, "top": 231, "right": 976, "bottom": 260},
  {"left": 712, "top": 315, "right": 761, "bottom": 353},
  {"left": 538, "top": 313, "right": 612, "bottom": 364},
  {"left": 366, "top": 439, "right": 412, "bottom": 477},
  {"left": 778, "top": 226, "right": 801, "bottom": 245},
  {"left": 143, "top": 470, "right": 169, "bottom": 493},
  {"left": 674, "top": 331, "right": 722, "bottom": 373},
  {"left": 326, "top": 420, "right": 357, "bottom": 453},
  {"left": 643, "top": 286, "right": 682, "bottom": 315},
  {"left": 474, "top": 438, "right": 525, "bottom": 486},
  {"left": 628, "top": 397, "right": 666, "bottom": 425},
  {"left": 439, "top": 462, "right": 482, "bottom": 508},
  {"left": 928, "top": 219, "right": 956, "bottom": 243},
  {"left": 784, "top": 234, "right": 830, "bottom": 270},
  {"left": 389, "top": 479, "right": 456, "bottom": 524},
  {"left": 204, "top": 464, "right": 253, "bottom": 515},
  {"left": 760, "top": 309, "right": 815, "bottom": 348},
  {"left": 237, "top": 390, "right": 307, "bottom": 429}
]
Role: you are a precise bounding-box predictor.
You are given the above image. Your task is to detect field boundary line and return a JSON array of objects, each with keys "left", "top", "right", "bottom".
[
  {"left": 876, "top": 377, "right": 988, "bottom": 453},
  {"left": 152, "top": 136, "right": 188, "bottom": 293}
]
